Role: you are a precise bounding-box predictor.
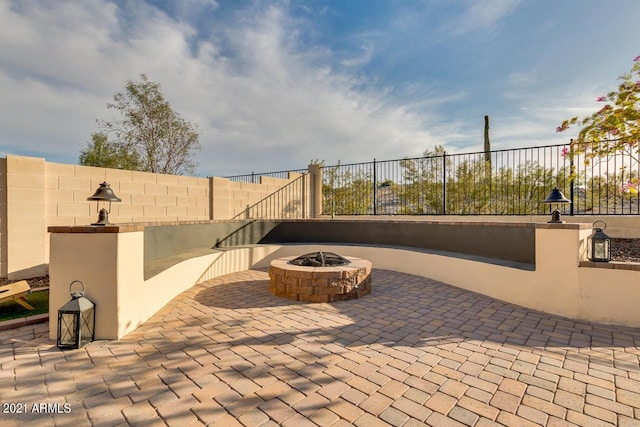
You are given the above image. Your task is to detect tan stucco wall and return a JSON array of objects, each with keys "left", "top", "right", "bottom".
[
  {"left": 1, "top": 154, "right": 298, "bottom": 279},
  {"left": 49, "top": 233, "right": 119, "bottom": 339},
  {"left": 49, "top": 223, "right": 640, "bottom": 342},
  {"left": 49, "top": 231, "right": 283, "bottom": 339},
  {"left": 253, "top": 233, "right": 640, "bottom": 328},
  {"left": 577, "top": 267, "right": 640, "bottom": 325}
]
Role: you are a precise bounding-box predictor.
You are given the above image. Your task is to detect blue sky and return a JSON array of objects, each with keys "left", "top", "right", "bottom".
[{"left": 1, "top": 0, "right": 639, "bottom": 177}]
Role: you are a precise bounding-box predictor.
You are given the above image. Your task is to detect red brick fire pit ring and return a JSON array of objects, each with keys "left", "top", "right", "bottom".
[{"left": 268, "top": 256, "right": 372, "bottom": 303}]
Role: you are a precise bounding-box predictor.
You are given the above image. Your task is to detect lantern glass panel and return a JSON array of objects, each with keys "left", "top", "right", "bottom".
[
  {"left": 80, "top": 308, "right": 95, "bottom": 347},
  {"left": 593, "top": 240, "right": 610, "bottom": 260},
  {"left": 58, "top": 312, "right": 78, "bottom": 347}
]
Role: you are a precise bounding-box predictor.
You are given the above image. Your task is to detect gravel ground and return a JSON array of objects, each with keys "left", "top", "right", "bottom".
[
  {"left": 1, "top": 239, "right": 638, "bottom": 290},
  {"left": 0, "top": 275, "right": 49, "bottom": 290},
  {"left": 610, "top": 238, "right": 640, "bottom": 262}
]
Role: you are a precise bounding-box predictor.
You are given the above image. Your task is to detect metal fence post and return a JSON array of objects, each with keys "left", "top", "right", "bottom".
[
  {"left": 373, "top": 158, "right": 377, "bottom": 215},
  {"left": 301, "top": 173, "right": 306, "bottom": 219},
  {"left": 442, "top": 153, "right": 447, "bottom": 215},
  {"left": 569, "top": 141, "right": 575, "bottom": 216}
]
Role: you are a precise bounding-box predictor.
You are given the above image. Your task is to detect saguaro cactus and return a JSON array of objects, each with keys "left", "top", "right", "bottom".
[{"left": 484, "top": 115, "right": 491, "bottom": 164}]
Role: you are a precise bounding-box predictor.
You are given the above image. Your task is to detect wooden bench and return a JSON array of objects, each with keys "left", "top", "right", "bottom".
[{"left": 0, "top": 280, "right": 34, "bottom": 310}]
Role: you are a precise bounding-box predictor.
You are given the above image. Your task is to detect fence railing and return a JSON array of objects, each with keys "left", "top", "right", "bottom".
[
  {"left": 320, "top": 143, "right": 640, "bottom": 216},
  {"left": 223, "top": 141, "right": 640, "bottom": 217},
  {"left": 230, "top": 173, "right": 308, "bottom": 220},
  {"left": 226, "top": 169, "right": 308, "bottom": 183}
]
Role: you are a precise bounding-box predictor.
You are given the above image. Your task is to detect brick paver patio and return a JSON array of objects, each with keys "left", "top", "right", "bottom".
[{"left": 1, "top": 269, "right": 640, "bottom": 426}]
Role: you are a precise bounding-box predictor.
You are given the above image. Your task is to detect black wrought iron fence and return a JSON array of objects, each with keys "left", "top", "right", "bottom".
[
  {"left": 321, "top": 143, "right": 640, "bottom": 216},
  {"left": 230, "top": 173, "right": 308, "bottom": 220},
  {"left": 226, "top": 169, "right": 308, "bottom": 183},
  {"left": 222, "top": 142, "right": 640, "bottom": 217}
]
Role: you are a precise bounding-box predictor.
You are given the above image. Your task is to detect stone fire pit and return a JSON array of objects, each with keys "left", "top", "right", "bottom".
[{"left": 269, "top": 252, "right": 372, "bottom": 303}]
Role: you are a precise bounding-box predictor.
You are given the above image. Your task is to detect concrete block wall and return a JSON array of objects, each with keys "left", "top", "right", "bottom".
[
  {"left": 45, "top": 162, "right": 210, "bottom": 228},
  {"left": 0, "top": 159, "right": 7, "bottom": 278},
  {"left": 212, "top": 173, "right": 305, "bottom": 219},
  {"left": 5, "top": 156, "right": 47, "bottom": 278},
  {"left": 1, "top": 154, "right": 299, "bottom": 279}
]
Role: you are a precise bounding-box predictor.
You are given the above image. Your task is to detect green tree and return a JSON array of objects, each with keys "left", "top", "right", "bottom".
[
  {"left": 398, "top": 146, "right": 569, "bottom": 215},
  {"left": 399, "top": 145, "right": 447, "bottom": 214},
  {"left": 92, "top": 74, "right": 201, "bottom": 175},
  {"left": 320, "top": 161, "right": 375, "bottom": 215},
  {"left": 79, "top": 132, "right": 140, "bottom": 170},
  {"left": 557, "top": 55, "right": 640, "bottom": 162}
]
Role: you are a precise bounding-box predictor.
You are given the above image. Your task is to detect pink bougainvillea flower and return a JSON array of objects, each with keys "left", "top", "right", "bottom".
[
  {"left": 610, "top": 128, "right": 619, "bottom": 135},
  {"left": 596, "top": 96, "right": 606, "bottom": 102},
  {"left": 634, "top": 55, "right": 640, "bottom": 62},
  {"left": 560, "top": 147, "right": 569, "bottom": 157},
  {"left": 556, "top": 126, "right": 564, "bottom": 133}
]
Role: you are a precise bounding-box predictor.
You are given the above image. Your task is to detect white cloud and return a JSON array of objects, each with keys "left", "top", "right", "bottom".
[
  {"left": 0, "top": 0, "right": 453, "bottom": 175},
  {"left": 496, "top": 63, "right": 635, "bottom": 151},
  {"left": 448, "top": 0, "right": 522, "bottom": 36},
  {"left": 340, "top": 44, "right": 375, "bottom": 69},
  {"left": 12, "top": 0, "right": 623, "bottom": 177}
]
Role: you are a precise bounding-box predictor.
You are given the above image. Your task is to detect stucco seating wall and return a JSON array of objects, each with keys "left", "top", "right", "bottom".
[
  {"left": 48, "top": 219, "right": 640, "bottom": 341},
  {"left": 143, "top": 218, "right": 540, "bottom": 276},
  {"left": 142, "top": 220, "right": 282, "bottom": 279},
  {"left": 139, "top": 218, "right": 540, "bottom": 280}
]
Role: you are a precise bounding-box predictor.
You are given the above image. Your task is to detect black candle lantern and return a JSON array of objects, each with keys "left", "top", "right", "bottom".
[
  {"left": 57, "top": 281, "right": 95, "bottom": 349},
  {"left": 87, "top": 182, "right": 121, "bottom": 226},
  {"left": 589, "top": 221, "right": 611, "bottom": 262},
  {"left": 541, "top": 187, "right": 571, "bottom": 223}
]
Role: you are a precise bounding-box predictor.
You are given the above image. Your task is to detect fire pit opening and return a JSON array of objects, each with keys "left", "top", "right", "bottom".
[
  {"left": 269, "top": 251, "right": 372, "bottom": 303},
  {"left": 288, "top": 251, "right": 351, "bottom": 267}
]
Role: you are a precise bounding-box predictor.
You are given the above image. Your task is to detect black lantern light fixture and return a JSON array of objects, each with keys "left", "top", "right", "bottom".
[
  {"left": 541, "top": 187, "right": 571, "bottom": 223},
  {"left": 589, "top": 220, "right": 611, "bottom": 262},
  {"left": 87, "top": 182, "right": 121, "bottom": 226},
  {"left": 57, "top": 281, "right": 95, "bottom": 349}
]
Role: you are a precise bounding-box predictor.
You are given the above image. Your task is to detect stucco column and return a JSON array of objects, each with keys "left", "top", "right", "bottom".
[
  {"left": 48, "top": 231, "right": 120, "bottom": 340},
  {"left": 308, "top": 164, "right": 322, "bottom": 218},
  {"left": 210, "top": 177, "right": 231, "bottom": 220}
]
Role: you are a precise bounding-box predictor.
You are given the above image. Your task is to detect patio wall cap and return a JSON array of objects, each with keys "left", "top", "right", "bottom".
[
  {"left": 579, "top": 260, "right": 640, "bottom": 270},
  {"left": 48, "top": 218, "right": 593, "bottom": 233},
  {"left": 533, "top": 222, "right": 592, "bottom": 230},
  {"left": 274, "top": 218, "right": 591, "bottom": 230},
  {"left": 48, "top": 224, "right": 145, "bottom": 233},
  {"left": 48, "top": 219, "right": 243, "bottom": 233}
]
